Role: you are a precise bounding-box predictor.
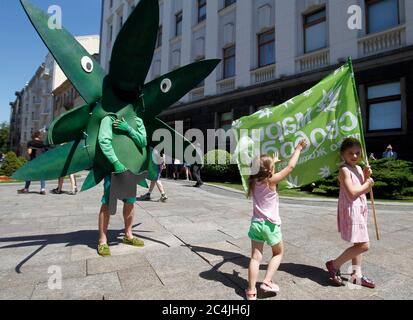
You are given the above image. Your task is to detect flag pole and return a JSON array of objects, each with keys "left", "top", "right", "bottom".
[{"left": 348, "top": 57, "right": 380, "bottom": 240}]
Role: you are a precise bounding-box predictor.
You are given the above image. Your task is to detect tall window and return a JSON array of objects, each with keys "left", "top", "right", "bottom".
[
  {"left": 224, "top": 0, "right": 236, "bottom": 8},
  {"left": 198, "top": 0, "right": 207, "bottom": 23},
  {"left": 156, "top": 25, "right": 163, "bottom": 48},
  {"left": 366, "top": 0, "right": 399, "bottom": 34},
  {"left": 110, "top": 0, "right": 113, "bottom": 9},
  {"left": 303, "top": 8, "right": 327, "bottom": 53},
  {"left": 258, "top": 29, "right": 275, "bottom": 67},
  {"left": 175, "top": 11, "right": 183, "bottom": 37},
  {"left": 223, "top": 46, "right": 235, "bottom": 79},
  {"left": 109, "top": 24, "right": 113, "bottom": 42},
  {"left": 119, "top": 15, "right": 123, "bottom": 30},
  {"left": 367, "top": 81, "right": 402, "bottom": 132}
]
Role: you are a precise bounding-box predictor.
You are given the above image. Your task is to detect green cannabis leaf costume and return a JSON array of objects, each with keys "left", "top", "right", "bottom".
[{"left": 13, "top": 0, "right": 220, "bottom": 193}]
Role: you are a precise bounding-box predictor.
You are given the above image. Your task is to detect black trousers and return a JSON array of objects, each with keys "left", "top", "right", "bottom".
[{"left": 191, "top": 164, "right": 202, "bottom": 184}]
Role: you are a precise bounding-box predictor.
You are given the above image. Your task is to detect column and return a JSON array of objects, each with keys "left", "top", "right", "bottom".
[
  {"left": 161, "top": 0, "right": 172, "bottom": 74},
  {"left": 235, "top": 0, "right": 253, "bottom": 87},
  {"left": 180, "top": 0, "right": 194, "bottom": 102},
  {"left": 328, "top": 0, "right": 359, "bottom": 64},
  {"left": 274, "top": 0, "right": 297, "bottom": 77},
  {"left": 204, "top": 0, "right": 219, "bottom": 96},
  {"left": 406, "top": 0, "right": 413, "bottom": 46}
]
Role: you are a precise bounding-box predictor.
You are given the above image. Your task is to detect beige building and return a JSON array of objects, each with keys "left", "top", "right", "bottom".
[{"left": 14, "top": 35, "right": 100, "bottom": 154}]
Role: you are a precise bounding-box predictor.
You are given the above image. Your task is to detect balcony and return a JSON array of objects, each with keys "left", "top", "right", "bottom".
[
  {"left": 250, "top": 64, "right": 276, "bottom": 84},
  {"left": 295, "top": 48, "right": 330, "bottom": 73},
  {"left": 217, "top": 77, "right": 235, "bottom": 94},
  {"left": 358, "top": 25, "right": 406, "bottom": 57},
  {"left": 190, "top": 87, "right": 204, "bottom": 102}
]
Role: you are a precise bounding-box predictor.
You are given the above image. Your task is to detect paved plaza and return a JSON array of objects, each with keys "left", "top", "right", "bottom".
[{"left": 0, "top": 175, "right": 412, "bottom": 300}]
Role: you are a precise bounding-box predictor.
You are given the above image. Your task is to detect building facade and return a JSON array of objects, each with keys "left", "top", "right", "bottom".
[
  {"left": 10, "top": 36, "right": 100, "bottom": 155},
  {"left": 101, "top": 0, "right": 413, "bottom": 160}
]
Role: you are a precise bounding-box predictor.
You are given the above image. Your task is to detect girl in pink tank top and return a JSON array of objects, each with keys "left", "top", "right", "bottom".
[
  {"left": 245, "top": 140, "right": 307, "bottom": 300},
  {"left": 325, "top": 138, "right": 376, "bottom": 289}
]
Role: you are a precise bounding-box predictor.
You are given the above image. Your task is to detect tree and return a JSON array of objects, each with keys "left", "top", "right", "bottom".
[{"left": 0, "top": 122, "right": 10, "bottom": 153}]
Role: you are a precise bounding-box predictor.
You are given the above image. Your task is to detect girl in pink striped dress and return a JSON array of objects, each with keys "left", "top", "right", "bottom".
[
  {"left": 245, "top": 140, "right": 307, "bottom": 300},
  {"left": 326, "top": 138, "right": 375, "bottom": 289}
]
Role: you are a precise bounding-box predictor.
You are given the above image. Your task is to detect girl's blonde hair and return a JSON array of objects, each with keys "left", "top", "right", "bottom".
[{"left": 247, "top": 155, "right": 274, "bottom": 198}]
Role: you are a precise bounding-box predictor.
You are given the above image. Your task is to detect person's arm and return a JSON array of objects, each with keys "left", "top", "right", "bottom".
[
  {"left": 339, "top": 167, "right": 374, "bottom": 201},
  {"left": 113, "top": 117, "right": 147, "bottom": 148},
  {"left": 98, "top": 116, "right": 126, "bottom": 173},
  {"left": 269, "top": 140, "right": 307, "bottom": 185}
]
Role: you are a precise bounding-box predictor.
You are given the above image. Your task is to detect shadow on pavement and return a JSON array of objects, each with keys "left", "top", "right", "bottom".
[{"left": 0, "top": 224, "right": 169, "bottom": 273}]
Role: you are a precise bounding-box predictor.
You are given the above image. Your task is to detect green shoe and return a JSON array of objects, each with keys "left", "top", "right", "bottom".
[
  {"left": 123, "top": 236, "right": 144, "bottom": 247},
  {"left": 97, "top": 244, "right": 111, "bottom": 257}
]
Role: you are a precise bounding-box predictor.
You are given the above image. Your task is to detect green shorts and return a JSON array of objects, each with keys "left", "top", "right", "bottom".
[
  {"left": 101, "top": 176, "right": 136, "bottom": 205},
  {"left": 248, "top": 220, "right": 282, "bottom": 246}
]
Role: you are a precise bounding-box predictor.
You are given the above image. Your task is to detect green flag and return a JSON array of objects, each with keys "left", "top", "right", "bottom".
[{"left": 232, "top": 59, "right": 367, "bottom": 193}]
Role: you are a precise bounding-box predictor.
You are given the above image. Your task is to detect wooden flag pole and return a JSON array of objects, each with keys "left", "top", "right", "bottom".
[{"left": 365, "top": 157, "right": 380, "bottom": 241}]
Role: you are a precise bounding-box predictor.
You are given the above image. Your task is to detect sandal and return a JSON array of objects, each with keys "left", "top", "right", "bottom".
[
  {"left": 97, "top": 243, "right": 111, "bottom": 257},
  {"left": 325, "top": 260, "right": 343, "bottom": 286},
  {"left": 352, "top": 275, "right": 376, "bottom": 289},
  {"left": 122, "top": 236, "right": 144, "bottom": 247},
  {"left": 260, "top": 280, "right": 280, "bottom": 293},
  {"left": 245, "top": 289, "right": 257, "bottom": 301}
]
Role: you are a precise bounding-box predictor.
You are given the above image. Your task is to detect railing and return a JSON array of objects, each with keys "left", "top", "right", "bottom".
[
  {"left": 217, "top": 77, "right": 235, "bottom": 94},
  {"left": 358, "top": 25, "right": 406, "bottom": 57},
  {"left": 250, "top": 64, "right": 276, "bottom": 84},
  {"left": 190, "top": 87, "right": 204, "bottom": 101},
  {"left": 295, "top": 48, "right": 330, "bottom": 73}
]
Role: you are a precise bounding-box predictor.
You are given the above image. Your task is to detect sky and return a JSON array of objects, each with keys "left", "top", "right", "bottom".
[{"left": 0, "top": 0, "right": 102, "bottom": 123}]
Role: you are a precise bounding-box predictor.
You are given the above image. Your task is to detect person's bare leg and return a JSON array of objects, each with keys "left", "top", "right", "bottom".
[
  {"left": 57, "top": 177, "right": 64, "bottom": 192},
  {"left": 156, "top": 181, "right": 165, "bottom": 194},
  {"left": 69, "top": 174, "right": 77, "bottom": 193},
  {"left": 333, "top": 243, "right": 369, "bottom": 269},
  {"left": 263, "top": 242, "right": 284, "bottom": 285},
  {"left": 148, "top": 181, "right": 156, "bottom": 194},
  {"left": 248, "top": 241, "right": 264, "bottom": 292},
  {"left": 98, "top": 205, "right": 110, "bottom": 245},
  {"left": 123, "top": 203, "right": 134, "bottom": 240}
]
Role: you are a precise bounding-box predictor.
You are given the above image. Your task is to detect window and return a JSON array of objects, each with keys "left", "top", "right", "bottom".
[
  {"left": 367, "top": 82, "right": 402, "bottom": 132},
  {"left": 219, "top": 112, "right": 233, "bottom": 132},
  {"left": 303, "top": 8, "right": 327, "bottom": 53},
  {"left": 224, "top": 0, "right": 236, "bottom": 8},
  {"left": 175, "top": 11, "right": 182, "bottom": 37},
  {"left": 110, "top": 0, "right": 113, "bottom": 9},
  {"left": 119, "top": 15, "right": 123, "bottom": 30},
  {"left": 223, "top": 46, "right": 235, "bottom": 79},
  {"left": 258, "top": 29, "right": 275, "bottom": 67},
  {"left": 109, "top": 24, "right": 113, "bottom": 42},
  {"left": 198, "top": 0, "right": 207, "bottom": 23},
  {"left": 156, "top": 25, "right": 163, "bottom": 48},
  {"left": 366, "top": 0, "right": 399, "bottom": 34}
]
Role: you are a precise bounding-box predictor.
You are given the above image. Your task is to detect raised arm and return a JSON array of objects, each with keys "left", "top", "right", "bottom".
[
  {"left": 339, "top": 167, "right": 374, "bottom": 201},
  {"left": 269, "top": 140, "right": 307, "bottom": 185}
]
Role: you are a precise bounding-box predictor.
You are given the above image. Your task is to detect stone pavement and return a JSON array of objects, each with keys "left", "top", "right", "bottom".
[{"left": 0, "top": 176, "right": 412, "bottom": 300}]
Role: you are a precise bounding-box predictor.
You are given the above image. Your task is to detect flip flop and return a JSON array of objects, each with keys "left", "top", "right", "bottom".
[
  {"left": 260, "top": 281, "right": 280, "bottom": 293},
  {"left": 123, "top": 236, "right": 145, "bottom": 247},
  {"left": 245, "top": 289, "right": 257, "bottom": 301},
  {"left": 97, "top": 244, "right": 111, "bottom": 257}
]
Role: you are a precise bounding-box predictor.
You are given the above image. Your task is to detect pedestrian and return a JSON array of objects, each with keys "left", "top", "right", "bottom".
[
  {"left": 245, "top": 140, "right": 306, "bottom": 300},
  {"left": 17, "top": 131, "right": 47, "bottom": 195},
  {"left": 97, "top": 115, "right": 147, "bottom": 257},
  {"left": 325, "top": 138, "right": 375, "bottom": 289},
  {"left": 140, "top": 149, "right": 168, "bottom": 202},
  {"left": 51, "top": 174, "right": 78, "bottom": 195},
  {"left": 192, "top": 143, "right": 204, "bottom": 187},
  {"left": 382, "top": 144, "right": 397, "bottom": 159},
  {"left": 173, "top": 158, "right": 182, "bottom": 180}
]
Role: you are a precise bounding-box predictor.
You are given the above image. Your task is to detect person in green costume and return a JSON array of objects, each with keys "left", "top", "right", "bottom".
[{"left": 97, "top": 115, "right": 147, "bottom": 256}]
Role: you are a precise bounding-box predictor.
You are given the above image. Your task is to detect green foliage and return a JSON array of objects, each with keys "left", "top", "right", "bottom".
[
  {"left": 0, "top": 122, "right": 10, "bottom": 153},
  {"left": 308, "top": 158, "right": 413, "bottom": 200},
  {"left": 0, "top": 151, "right": 27, "bottom": 177},
  {"left": 202, "top": 149, "right": 241, "bottom": 183}
]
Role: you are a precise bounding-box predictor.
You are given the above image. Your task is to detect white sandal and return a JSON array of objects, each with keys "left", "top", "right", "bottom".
[{"left": 260, "top": 281, "right": 280, "bottom": 293}]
